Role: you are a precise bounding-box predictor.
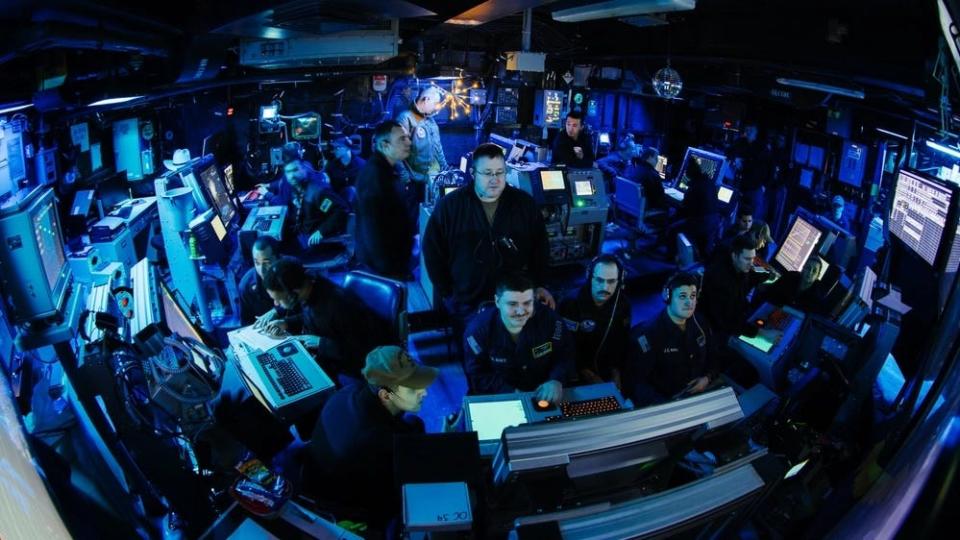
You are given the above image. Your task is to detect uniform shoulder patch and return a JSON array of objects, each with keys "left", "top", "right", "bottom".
[
  {"left": 562, "top": 317, "right": 579, "bottom": 332},
  {"left": 553, "top": 320, "right": 564, "bottom": 341},
  {"left": 320, "top": 198, "right": 333, "bottom": 213},
  {"left": 466, "top": 335, "right": 483, "bottom": 355},
  {"left": 637, "top": 335, "right": 651, "bottom": 353}
]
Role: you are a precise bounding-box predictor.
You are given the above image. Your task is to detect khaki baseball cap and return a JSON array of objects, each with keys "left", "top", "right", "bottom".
[{"left": 362, "top": 346, "right": 438, "bottom": 390}]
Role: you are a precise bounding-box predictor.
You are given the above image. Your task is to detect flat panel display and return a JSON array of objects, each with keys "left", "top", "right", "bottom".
[
  {"left": 467, "top": 400, "right": 529, "bottom": 441},
  {"left": 889, "top": 169, "right": 953, "bottom": 266},
  {"left": 775, "top": 215, "right": 823, "bottom": 272}
]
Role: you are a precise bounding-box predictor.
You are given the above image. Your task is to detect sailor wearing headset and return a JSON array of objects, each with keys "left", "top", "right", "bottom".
[{"left": 626, "top": 271, "right": 716, "bottom": 407}]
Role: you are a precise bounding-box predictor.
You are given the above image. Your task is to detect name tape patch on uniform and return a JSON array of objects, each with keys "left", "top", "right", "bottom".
[
  {"left": 531, "top": 342, "right": 553, "bottom": 359},
  {"left": 320, "top": 198, "right": 333, "bottom": 213},
  {"left": 466, "top": 335, "right": 482, "bottom": 355},
  {"left": 490, "top": 356, "right": 508, "bottom": 364},
  {"left": 637, "top": 335, "right": 651, "bottom": 354}
]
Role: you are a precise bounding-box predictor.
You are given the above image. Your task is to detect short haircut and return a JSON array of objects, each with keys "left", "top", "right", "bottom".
[
  {"left": 281, "top": 142, "right": 304, "bottom": 165},
  {"left": 737, "top": 205, "right": 754, "bottom": 219},
  {"left": 471, "top": 143, "right": 505, "bottom": 168},
  {"left": 730, "top": 234, "right": 757, "bottom": 256},
  {"left": 251, "top": 235, "right": 280, "bottom": 256},
  {"left": 331, "top": 135, "right": 353, "bottom": 150},
  {"left": 639, "top": 146, "right": 659, "bottom": 162},
  {"left": 565, "top": 110, "right": 583, "bottom": 122},
  {"left": 373, "top": 120, "right": 402, "bottom": 149},
  {"left": 261, "top": 256, "right": 308, "bottom": 294},
  {"left": 495, "top": 273, "right": 535, "bottom": 296},
  {"left": 665, "top": 271, "right": 700, "bottom": 295},
  {"left": 590, "top": 254, "right": 623, "bottom": 278}
]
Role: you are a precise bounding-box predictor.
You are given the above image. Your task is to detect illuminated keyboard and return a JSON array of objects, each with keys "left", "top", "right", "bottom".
[
  {"left": 545, "top": 396, "right": 622, "bottom": 421},
  {"left": 256, "top": 352, "right": 311, "bottom": 397},
  {"left": 254, "top": 218, "right": 272, "bottom": 232}
]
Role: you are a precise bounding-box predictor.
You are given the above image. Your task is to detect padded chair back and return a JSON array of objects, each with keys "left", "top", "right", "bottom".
[
  {"left": 343, "top": 270, "right": 408, "bottom": 341},
  {"left": 614, "top": 175, "right": 645, "bottom": 220}
]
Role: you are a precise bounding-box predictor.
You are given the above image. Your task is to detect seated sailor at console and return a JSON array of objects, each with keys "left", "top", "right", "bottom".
[
  {"left": 597, "top": 137, "right": 639, "bottom": 183},
  {"left": 559, "top": 255, "right": 632, "bottom": 388},
  {"left": 239, "top": 236, "right": 289, "bottom": 325},
  {"left": 626, "top": 272, "right": 714, "bottom": 406},
  {"left": 260, "top": 257, "right": 392, "bottom": 379},
  {"left": 306, "top": 345, "right": 438, "bottom": 519},
  {"left": 464, "top": 274, "right": 573, "bottom": 403},
  {"left": 701, "top": 235, "right": 769, "bottom": 342},
  {"left": 760, "top": 256, "right": 826, "bottom": 314},
  {"left": 268, "top": 145, "right": 350, "bottom": 250}
]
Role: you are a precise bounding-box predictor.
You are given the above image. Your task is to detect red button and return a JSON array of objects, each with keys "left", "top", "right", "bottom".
[{"left": 120, "top": 298, "right": 129, "bottom": 307}]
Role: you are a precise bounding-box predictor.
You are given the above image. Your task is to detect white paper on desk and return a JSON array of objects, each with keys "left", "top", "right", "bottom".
[
  {"left": 229, "top": 324, "right": 286, "bottom": 352},
  {"left": 228, "top": 518, "right": 280, "bottom": 540}
]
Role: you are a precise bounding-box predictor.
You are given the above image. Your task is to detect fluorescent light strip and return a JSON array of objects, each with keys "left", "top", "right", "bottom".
[
  {"left": 875, "top": 127, "right": 908, "bottom": 140},
  {"left": 87, "top": 96, "right": 144, "bottom": 107},
  {"left": 776, "top": 77, "right": 865, "bottom": 99},
  {"left": 926, "top": 140, "right": 960, "bottom": 160},
  {"left": 0, "top": 102, "right": 34, "bottom": 114}
]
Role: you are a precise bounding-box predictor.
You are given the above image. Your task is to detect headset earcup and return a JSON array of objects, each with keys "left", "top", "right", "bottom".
[{"left": 662, "top": 288, "right": 670, "bottom": 303}]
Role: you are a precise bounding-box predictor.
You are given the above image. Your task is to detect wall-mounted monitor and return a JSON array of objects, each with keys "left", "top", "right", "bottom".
[
  {"left": 113, "top": 118, "right": 144, "bottom": 181},
  {"left": 889, "top": 168, "right": 955, "bottom": 267},
  {"left": 775, "top": 215, "right": 824, "bottom": 272},
  {"left": 675, "top": 147, "right": 726, "bottom": 191},
  {"left": 291, "top": 114, "right": 320, "bottom": 140}
]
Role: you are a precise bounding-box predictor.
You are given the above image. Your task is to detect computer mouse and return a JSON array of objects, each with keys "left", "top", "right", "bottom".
[{"left": 532, "top": 397, "right": 556, "bottom": 411}]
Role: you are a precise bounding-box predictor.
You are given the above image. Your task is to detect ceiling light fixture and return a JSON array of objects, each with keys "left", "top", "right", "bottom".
[
  {"left": 87, "top": 96, "right": 144, "bottom": 107},
  {"left": 776, "top": 78, "right": 864, "bottom": 99},
  {"left": 0, "top": 102, "right": 34, "bottom": 114},
  {"left": 553, "top": 0, "right": 696, "bottom": 22},
  {"left": 926, "top": 139, "right": 960, "bottom": 160}
]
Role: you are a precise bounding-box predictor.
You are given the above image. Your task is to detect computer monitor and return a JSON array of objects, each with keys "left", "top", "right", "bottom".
[
  {"left": 113, "top": 118, "right": 144, "bottom": 181},
  {"left": 798, "top": 167, "right": 815, "bottom": 189},
  {"left": 467, "top": 399, "right": 528, "bottom": 442},
  {"left": 675, "top": 147, "right": 726, "bottom": 191},
  {"left": 0, "top": 187, "right": 71, "bottom": 322},
  {"left": 291, "top": 114, "right": 320, "bottom": 140},
  {"left": 507, "top": 142, "right": 526, "bottom": 163},
  {"left": 598, "top": 132, "right": 610, "bottom": 145},
  {"left": 222, "top": 164, "right": 235, "bottom": 194},
  {"left": 717, "top": 185, "right": 734, "bottom": 204},
  {"left": 574, "top": 179, "right": 595, "bottom": 196},
  {"left": 540, "top": 170, "right": 566, "bottom": 191},
  {"left": 260, "top": 104, "right": 278, "bottom": 121},
  {"left": 160, "top": 281, "right": 205, "bottom": 344},
  {"left": 838, "top": 141, "right": 866, "bottom": 188},
  {"left": 889, "top": 168, "right": 955, "bottom": 267},
  {"left": 198, "top": 163, "right": 237, "bottom": 226},
  {"left": 774, "top": 215, "right": 824, "bottom": 272},
  {"left": 655, "top": 155, "right": 668, "bottom": 178}
]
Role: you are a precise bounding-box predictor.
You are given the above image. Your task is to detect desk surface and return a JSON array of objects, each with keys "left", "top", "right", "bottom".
[{"left": 463, "top": 382, "right": 630, "bottom": 456}]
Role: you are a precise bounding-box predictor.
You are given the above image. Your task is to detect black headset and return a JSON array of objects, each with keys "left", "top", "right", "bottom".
[
  {"left": 661, "top": 271, "right": 701, "bottom": 303},
  {"left": 586, "top": 253, "right": 626, "bottom": 288}
]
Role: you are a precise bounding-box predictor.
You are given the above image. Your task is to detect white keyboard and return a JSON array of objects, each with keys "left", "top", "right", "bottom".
[{"left": 665, "top": 187, "right": 685, "bottom": 201}]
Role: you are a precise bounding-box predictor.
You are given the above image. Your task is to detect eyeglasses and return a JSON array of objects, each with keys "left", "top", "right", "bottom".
[{"left": 476, "top": 170, "right": 507, "bottom": 179}]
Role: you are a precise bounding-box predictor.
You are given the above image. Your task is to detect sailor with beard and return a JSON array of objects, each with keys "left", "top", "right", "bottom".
[
  {"left": 626, "top": 272, "right": 715, "bottom": 407},
  {"left": 463, "top": 274, "right": 574, "bottom": 404}
]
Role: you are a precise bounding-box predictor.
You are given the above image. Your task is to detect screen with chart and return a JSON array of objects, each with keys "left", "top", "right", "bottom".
[
  {"left": 33, "top": 199, "right": 67, "bottom": 291},
  {"left": 775, "top": 216, "right": 823, "bottom": 272},
  {"left": 676, "top": 148, "right": 725, "bottom": 191},
  {"left": 467, "top": 400, "right": 529, "bottom": 441},
  {"left": 889, "top": 169, "right": 954, "bottom": 266},
  {"left": 540, "top": 170, "right": 566, "bottom": 191}
]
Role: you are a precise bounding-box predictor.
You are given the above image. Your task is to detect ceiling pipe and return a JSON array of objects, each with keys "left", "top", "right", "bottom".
[{"left": 522, "top": 8, "right": 532, "bottom": 52}]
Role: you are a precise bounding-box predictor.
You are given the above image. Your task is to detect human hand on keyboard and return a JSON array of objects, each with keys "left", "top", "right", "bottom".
[
  {"left": 535, "top": 380, "right": 563, "bottom": 404},
  {"left": 260, "top": 320, "right": 289, "bottom": 338},
  {"left": 253, "top": 309, "right": 278, "bottom": 330}
]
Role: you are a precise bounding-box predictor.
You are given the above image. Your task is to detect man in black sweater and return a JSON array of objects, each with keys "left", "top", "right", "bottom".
[
  {"left": 324, "top": 135, "right": 365, "bottom": 205},
  {"left": 559, "top": 255, "right": 632, "bottom": 388},
  {"left": 701, "top": 235, "right": 770, "bottom": 343},
  {"left": 423, "top": 143, "right": 555, "bottom": 320},
  {"left": 551, "top": 110, "right": 595, "bottom": 168},
  {"left": 355, "top": 121, "right": 416, "bottom": 279}
]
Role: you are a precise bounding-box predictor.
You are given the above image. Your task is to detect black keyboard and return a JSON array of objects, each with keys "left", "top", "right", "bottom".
[
  {"left": 256, "top": 352, "right": 311, "bottom": 397},
  {"left": 556, "top": 396, "right": 622, "bottom": 419}
]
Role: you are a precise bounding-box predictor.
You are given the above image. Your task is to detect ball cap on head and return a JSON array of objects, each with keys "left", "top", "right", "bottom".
[
  {"left": 164, "top": 148, "right": 192, "bottom": 171},
  {"left": 831, "top": 194, "right": 845, "bottom": 207},
  {"left": 362, "top": 346, "right": 438, "bottom": 390}
]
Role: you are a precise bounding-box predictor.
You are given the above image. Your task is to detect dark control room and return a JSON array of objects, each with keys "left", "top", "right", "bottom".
[{"left": 1, "top": 1, "right": 960, "bottom": 538}]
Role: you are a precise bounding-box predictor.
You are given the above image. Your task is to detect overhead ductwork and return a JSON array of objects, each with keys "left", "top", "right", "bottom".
[{"left": 552, "top": 0, "right": 695, "bottom": 23}]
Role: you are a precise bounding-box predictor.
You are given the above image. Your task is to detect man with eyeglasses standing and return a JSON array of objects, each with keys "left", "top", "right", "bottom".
[
  {"left": 356, "top": 120, "right": 417, "bottom": 279},
  {"left": 423, "top": 143, "right": 555, "bottom": 328}
]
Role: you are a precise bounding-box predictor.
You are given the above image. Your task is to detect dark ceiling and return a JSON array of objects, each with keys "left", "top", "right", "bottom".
[{"left": 0, "top": 0, "right": 944, "bottom": 115}]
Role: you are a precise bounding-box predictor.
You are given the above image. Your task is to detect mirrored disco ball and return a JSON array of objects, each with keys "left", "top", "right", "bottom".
[{"left": 653, "top": 67, "right": 683, "bottom": 98}]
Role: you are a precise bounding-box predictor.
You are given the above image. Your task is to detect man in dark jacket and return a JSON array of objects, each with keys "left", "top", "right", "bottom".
[
  {"left": 306, "top": 345, "right": 437, "bottom": 520},
  {"left": 423, "top": 143, "right": 555, "bottom": 319},
  {"left": 700, "top": 235, "right": 769, "bottom": 341},
  {"left": 261, "top": 257, "right": 393, "bottom": 379},
  {"left": 463, "top": 274, "right": 573, "bottom": 402},
  {"left": 355, "top": 121, "right": 416, "bottom": 279},
  {"left": 559, "top": 255, "right": 631, "bottom": 388},
  {"left": 238, "top": 235, "right": 281, "bottom": 325},
  {"left": 269, "top": 148, "right": 350, "bottom": 251},
  {"left": 636, "top": 146, "right": 667, "bottom": 212},
  {"left": 551, "top": 110, "right": 595, "bottom": 168},
  {"left": 626, "top": 272, "right": 714, "bottom": 406},
  {"left": 324, "top": 135, "right": 365, "bottom": 205},
  {"left": 680, "top": 159, "right": 721, "bottom": 259}
]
